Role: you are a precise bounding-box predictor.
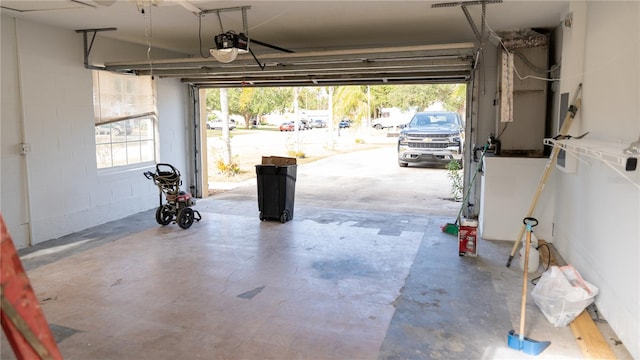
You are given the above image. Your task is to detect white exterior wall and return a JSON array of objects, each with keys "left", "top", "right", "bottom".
[
  {"left": 553, "top": 3, "right": 639, "bottom": 358},
  {"left": 1, "top": 16, "right": 191, "bottom": 248}
]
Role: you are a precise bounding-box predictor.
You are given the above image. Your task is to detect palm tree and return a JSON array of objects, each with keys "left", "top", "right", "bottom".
[{"left": 333, "top": 86, "right": 368, "bottom": 128}]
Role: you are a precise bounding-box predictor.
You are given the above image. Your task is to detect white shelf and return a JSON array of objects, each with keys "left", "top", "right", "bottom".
[{"left": 544, "top": 138, "right": 638, "bottom": 171}]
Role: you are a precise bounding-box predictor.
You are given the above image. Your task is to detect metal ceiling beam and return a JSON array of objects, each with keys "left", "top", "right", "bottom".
[
  {"left": 151, "top": 69, "right": 472, "bottom": 84},
  {"left": 130, "top": 58, "right": 473, "bottom": 78},
  {"left": 461, "top": 5, "right": 482, "bottom": 43},
  {"left": 101, "top": 43, "right": 476, "bottom": 88},
  {"left": 105, "top": 54, "right": 469, "bottom": 72},
  {"left": 182, "top": 71, "right": 470, "bottom": 88},
  {"left": 104, "top": 43, "right": 475, "bottom": 70},
  {"left": 431, "top": 1, "right": 501, "bottom": 47},
  {"left": 192, "top": 78, "right": 469, "bottom": 88},
  {"left": 185, "top": 73, "right": 469, "bottom": 85}
]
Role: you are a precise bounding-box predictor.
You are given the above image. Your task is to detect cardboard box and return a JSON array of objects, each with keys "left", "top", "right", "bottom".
[{"left": 261, "top": 156, "right": 297, "bottom": 166}]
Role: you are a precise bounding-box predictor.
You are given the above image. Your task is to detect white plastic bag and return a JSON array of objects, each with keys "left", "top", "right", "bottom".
[{"left": 531, "top": 265, "right": 599, "bottom": 327}]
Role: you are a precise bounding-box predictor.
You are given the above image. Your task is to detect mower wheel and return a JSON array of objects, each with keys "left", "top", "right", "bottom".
[
  {"left": 177, "top": 208, "right": 195, "bottom": 229},
  {"left": 155, "top": 205, "right": 173, "bottom": 225}
]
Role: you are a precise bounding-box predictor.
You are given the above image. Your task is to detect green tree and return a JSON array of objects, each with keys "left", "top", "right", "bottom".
[
  {"left": 206, "top": 84, "right": 467, "bottom": 126},
  {"left": 369, "top": 85, "right": 394, "bottom": 117},
  {"left": 236, "top": 88, "right": 254, "bottom": 127},
  {"left": 367, "top": 84, "right": 467, "bottom": 116},
  {"left": 387, "top": 85, "right": 438, "bottom": 110},
  {"left": 333, "top": 86, "right": 368, "bottom": 127},
  {"left": 299, "top": 87, "right": 328, "bottom": 110},
  {"left": 206, "top": 87, "right": 294, "bottom": 127},
  {"left": 206, "top": 88, "right": 220, "bottom": 114},
  {"left": 238, "top": 87, "right": 293, "bottom": 127},
  {"left": 445, "top": 84, "right": 467, "bottom": 113},
  {"left": 266, "top": 87, "right": 294, "bottom": 114}
]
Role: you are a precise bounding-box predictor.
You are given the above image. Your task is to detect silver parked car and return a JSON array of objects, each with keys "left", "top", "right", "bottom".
[{"left": 310, "top": 119, "right": 327, "bottom": 128}]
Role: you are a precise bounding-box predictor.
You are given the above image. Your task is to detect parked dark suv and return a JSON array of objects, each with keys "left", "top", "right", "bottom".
[{"left": 397, "top": 111, "right": 464, "bottom": 167}]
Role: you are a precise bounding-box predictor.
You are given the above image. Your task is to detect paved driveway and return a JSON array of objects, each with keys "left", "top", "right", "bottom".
[{"left": 213, "top": 144, "right": 460, "bottom": 217}]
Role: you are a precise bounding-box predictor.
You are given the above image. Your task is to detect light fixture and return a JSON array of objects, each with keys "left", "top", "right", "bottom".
[
  {"left": 202, "top": 6, "right": 292, "bottom": 68},
  {"left": 209, "top": 31, "right": 249, "bottom": 63}
]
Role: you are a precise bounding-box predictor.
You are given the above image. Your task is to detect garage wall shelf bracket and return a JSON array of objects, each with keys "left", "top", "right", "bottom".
[
  {"left": 544, "top": 138, "right": 640, "bottom": 189},
  {"left": 75, "top": 28, "right": 118, "bottom": 71}
]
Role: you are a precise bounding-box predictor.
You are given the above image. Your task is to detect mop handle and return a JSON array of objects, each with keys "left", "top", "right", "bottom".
[
  {"left": 456, "top": 143, "right": 489, "bottom": 222},
  {"left": 506, "top": 84, "right": 582, "bottom": 268},
  {"left": 519, "top": 217, "right": 538, "bottom": 338}
]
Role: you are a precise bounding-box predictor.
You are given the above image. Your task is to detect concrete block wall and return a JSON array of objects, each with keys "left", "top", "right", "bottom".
[{"left": 1, "top": 16, "right": 191, "bottom": 247}]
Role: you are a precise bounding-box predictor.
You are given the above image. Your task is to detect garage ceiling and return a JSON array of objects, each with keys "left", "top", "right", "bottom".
[{"left": 1, "top": 0, "right": 569, "bottom": 87}]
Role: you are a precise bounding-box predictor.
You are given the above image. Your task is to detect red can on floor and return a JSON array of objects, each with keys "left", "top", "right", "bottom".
[{"left": 458, "top": 218, "right": 478, "bottom": 257}]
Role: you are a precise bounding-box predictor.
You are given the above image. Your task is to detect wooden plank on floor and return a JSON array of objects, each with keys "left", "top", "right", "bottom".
[{"left": 569, "top": 307, "right": 617, "bottom": 359}]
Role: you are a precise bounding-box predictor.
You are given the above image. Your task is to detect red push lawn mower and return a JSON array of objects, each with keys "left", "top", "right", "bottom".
[{"left": 144, "top": 163, "right": 201, "bottom": 229}]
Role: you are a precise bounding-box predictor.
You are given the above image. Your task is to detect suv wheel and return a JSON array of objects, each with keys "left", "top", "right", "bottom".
[{"left": 398, "top": 161, "right": 408, "bottom": 167}]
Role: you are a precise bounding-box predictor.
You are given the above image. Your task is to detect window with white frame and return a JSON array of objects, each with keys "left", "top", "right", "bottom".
[{"left": 93, "top": 71, "right": 157, "bottom": 169}]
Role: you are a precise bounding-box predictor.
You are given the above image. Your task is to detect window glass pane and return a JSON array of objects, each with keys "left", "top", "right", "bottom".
[
  {"left": 127, "top": 142, "right": 141, "bottom": 164},
  {"left": 95, "top": 125, "right": 112, "bottom": 144},
  {"left": 95, "top": 118, "right": 155, "bottom": 169},
  {"left": 111, "top": 143, "right": 127, "bottom": 167},
  {"left": 128, "top": 118, "right": 140, "bottom": 139},
  {"left": 96, "top": 144, "right": 112, "bottom": 169},
  {"left": 139, "top": 118, "right": 154, "bottom": 140},
  {"left": 141, "top": 140, "right": 155, "bottom": 162}
]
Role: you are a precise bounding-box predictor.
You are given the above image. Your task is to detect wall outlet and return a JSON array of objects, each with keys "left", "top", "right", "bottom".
[{"left": 19, "top": 143, "right": 31, "bottom": 155}]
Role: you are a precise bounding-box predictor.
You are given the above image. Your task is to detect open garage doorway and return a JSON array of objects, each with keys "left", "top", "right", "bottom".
[{"left": 199, "top": 84, "right": 470, "bottom": 217}]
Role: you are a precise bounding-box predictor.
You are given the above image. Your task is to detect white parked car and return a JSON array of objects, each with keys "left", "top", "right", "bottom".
[
  {"left": 206, "top": 118, "right": 236, "bottom": 130},
  {"left": 372, "top": 108, "right": 412, "bottom": 129}
]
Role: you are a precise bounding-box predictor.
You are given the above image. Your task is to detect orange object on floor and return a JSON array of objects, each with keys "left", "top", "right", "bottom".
[{"left": 1, "top": 214, "right": 63, "bottom": 360}]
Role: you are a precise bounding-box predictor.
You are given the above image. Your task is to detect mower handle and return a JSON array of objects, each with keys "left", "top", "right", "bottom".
[
  {"left": 156, "top": 163, "right": 178, "bottom": 173},
  {"left": 143, "top": 171, "right": 154, "bottom": 180}
]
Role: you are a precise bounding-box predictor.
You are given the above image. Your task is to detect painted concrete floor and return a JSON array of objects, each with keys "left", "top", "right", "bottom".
[
  {"left": 2, "top": 194, "right": 631, "bottom": 359},
  {"left": 2, "top": 147, "right": 631, "bottom": 359}
]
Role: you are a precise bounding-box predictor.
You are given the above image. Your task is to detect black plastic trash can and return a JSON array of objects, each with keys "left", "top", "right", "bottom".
[{"left": 255, "top": 164, "right": 297, "bottom": 223}]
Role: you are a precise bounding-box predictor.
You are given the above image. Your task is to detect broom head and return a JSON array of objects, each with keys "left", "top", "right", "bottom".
[{"left": 441, "top": 223, "right": 459, "bottom": 236}]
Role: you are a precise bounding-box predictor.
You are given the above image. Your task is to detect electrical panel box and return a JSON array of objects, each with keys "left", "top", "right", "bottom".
[{"left": 496, "top": 28, "right": 550, "bottom": 157}]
